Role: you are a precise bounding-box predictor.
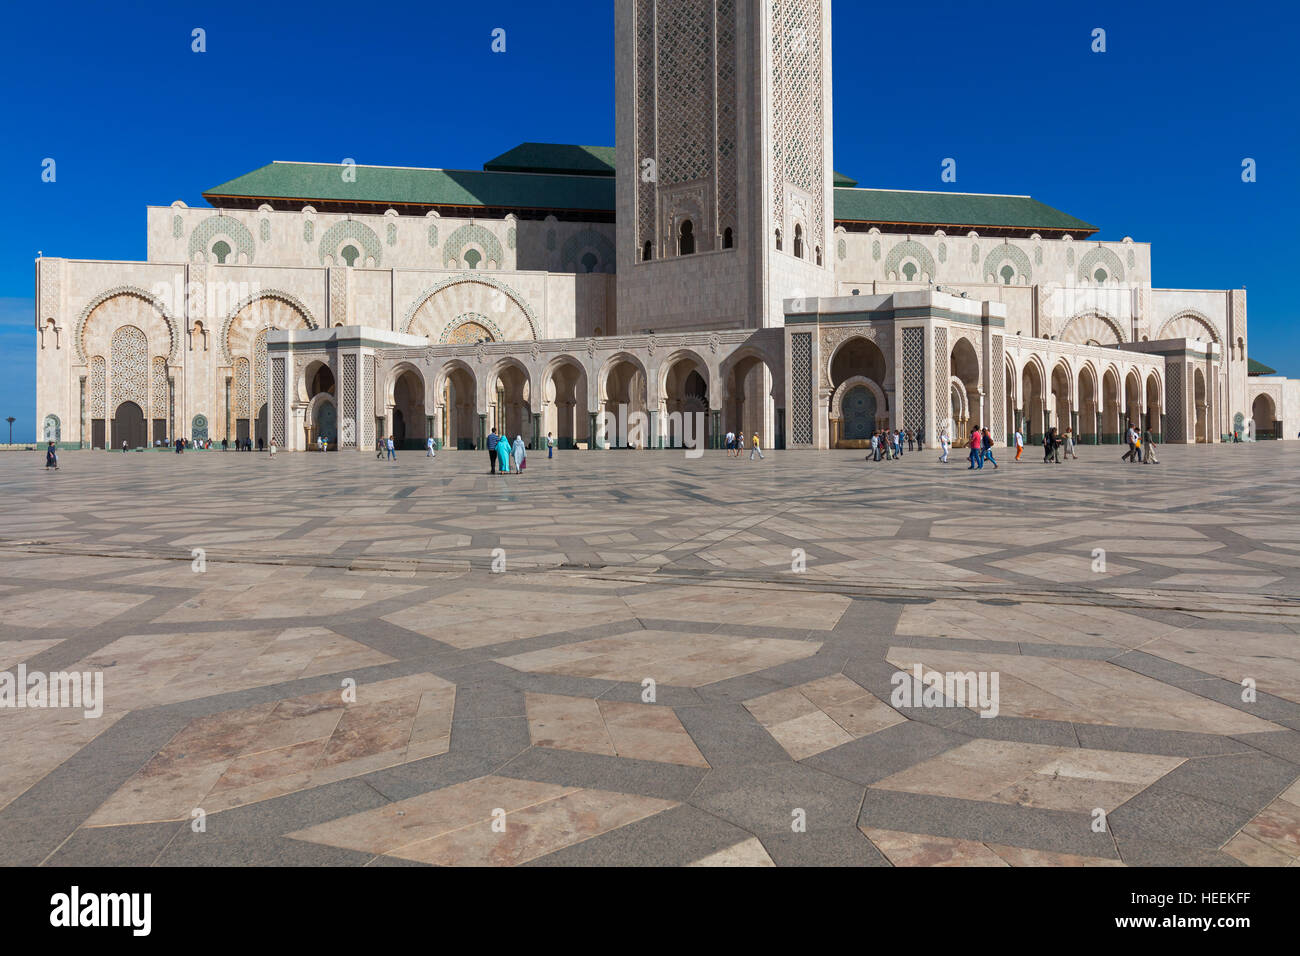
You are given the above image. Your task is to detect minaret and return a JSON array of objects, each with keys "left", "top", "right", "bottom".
[{"left": 615, "top": 0, "right": 835, "bottom": 333}]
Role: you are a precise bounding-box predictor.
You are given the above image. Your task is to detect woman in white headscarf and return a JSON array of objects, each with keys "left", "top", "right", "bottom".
[{"left": 513, "top": 435, "right": 527, "bottom": 472}]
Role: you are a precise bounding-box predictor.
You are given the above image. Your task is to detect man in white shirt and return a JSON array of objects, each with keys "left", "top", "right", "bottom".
[
  {"left": 1014, "top": 429, "right": 1024, "bottom": 461},
  {"left": 426, "top": 436, "right": 436, "bottom": 458}
]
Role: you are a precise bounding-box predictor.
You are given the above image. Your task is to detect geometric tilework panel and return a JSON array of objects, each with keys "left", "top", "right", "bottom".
[
  {"left": 1078, "top": 246, "right": 1123, "bottom": 284},
  {"left": 234, "top": 358, "right": 250, "bottom": 419},
  {"left": 791, "top": 332, "right": 813, "bottom": 445},
  {"left": 151, "top": 357, "right": 169, "bottom": 423},
  {"left": 636, "top": 0, "right": 657, "bottom": 255},
  {"left": 983, "top": 244, "right": 1032, "bottom": 284},
  {"left": 363, "top": 356, "right": 376, "bottom": 450},
  {"left": 1166, "top": 361, "right": 1185, "bottom": 443},
  {"left": 900, "top": 328, "right": 925, "bottom": 433},
  {"left": 716, "top": 0, "right": 737, "bottom": 240},
  {"left": 90, "top": 356, "right": 106, "bottom": 419},
  {"left": 341, "top": 353, "right": 357, "bottom": 448},
  {"left": 657, "top": 0, "right": 714, "bottom": 189},
  {"left": 110, "top": 325, "right": 148, "bottom": 415},
  {"left": 933, "top": 327, "right": 949, "bottom": 434},
  {"left": 771, "top": 0, "right": 826, "bottom": 250},
  {"left": 990, "top": 335, "right": 1005, "bottom": 442},
  {"left": 253, "top": 330, "right": 268, "bottom": 415},
  {"left": 443, "top": 224, "right": 503, "bottom": 269},
  {"left": 318, "top": 219, "right": 381, "bottom": 267},
  {"left": 885, "top": 240, "right": 936, "bottom": 280},
  {"left": 188, "top": 215, "right": 255, "bottom": 264},
  {"left": 272, "top": 357, "right": 286, "bottom": 445}
]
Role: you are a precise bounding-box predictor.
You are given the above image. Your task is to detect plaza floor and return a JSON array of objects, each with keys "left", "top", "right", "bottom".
[{"left": 1, "top": 442, "right": 1298, "bottom": 866}]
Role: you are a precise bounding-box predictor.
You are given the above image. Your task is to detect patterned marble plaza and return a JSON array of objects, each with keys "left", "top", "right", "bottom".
[{"left": 1, "top": 444, "right": 1298, "bottom": 866}]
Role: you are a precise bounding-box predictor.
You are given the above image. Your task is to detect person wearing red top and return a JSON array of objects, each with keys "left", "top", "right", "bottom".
[{"left": 968, "top": 427, "right": 983, "bottom": 470}]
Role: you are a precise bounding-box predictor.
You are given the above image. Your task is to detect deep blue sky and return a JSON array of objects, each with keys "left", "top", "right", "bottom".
[{"left": 1, "top": 0, "right": 1295, "bottom": 441}]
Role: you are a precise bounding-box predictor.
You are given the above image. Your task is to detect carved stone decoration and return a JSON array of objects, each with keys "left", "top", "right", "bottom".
[
  {"left": 646, "top": 334, "right": 657, "bottom": 357},
  {"left": 529, "top": 341, "right": 541, "bottom": 362},
  {"left": 708, "top": 332, "right": 720, "bottom": 354},
  {"left": 587, "top": 338, "right": 596, "bottom": 359},
  {"left": 475, "top": 342, "right": 486, "bottom": 365}
]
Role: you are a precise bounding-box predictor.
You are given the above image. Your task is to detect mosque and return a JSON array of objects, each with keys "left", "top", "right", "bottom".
[{"left": 33, "top": 0, "right": 1297, "bottom": 453}]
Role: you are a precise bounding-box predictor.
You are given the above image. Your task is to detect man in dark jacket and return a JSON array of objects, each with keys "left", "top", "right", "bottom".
[{"left": 487, "top": 429, "right": 500, "bottom": 474}]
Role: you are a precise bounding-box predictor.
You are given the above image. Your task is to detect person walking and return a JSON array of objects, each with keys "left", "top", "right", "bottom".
[
  {"left": 939, "top": 430, "right": 951, "bottom": 463},
  {"left": 869, "top": 432, "right": 879, "bottom": 462},
  {"left": 968, "top": 427, "right": 983, "bottom": 469},
  {"left": 1120, "top": 424, "right": 1139, "bottom": 463},
  {"left": 1063, "top": 428, "right": 1077, "bottom": 460},
  {"left": 46, "top": 440, "right": 59, "bottom": 470},
  {"left": 917, "top": 425, "right": 925, "bottom": 447},
  {"left": 496, "top": 431, "right": 512, "bottom": 473},
  {"left": 513, "top": 434, "right": 526, "bottom": 472},
  {"left": 749, "top": 431, "right": 764, "bottom": 460},
  {"left": 725, "top": 429, "right": 735, "bottom": 458},
  {"left": 906, "top": 429, "right": 915, "bottom": 452},
  {"left": 981, "top": 427, "right": 999, "bottom": 469},
  {"left": 547, "top": 432, "right": 555, "bottom": 459},
  {"left": 269, "top": 436, "right": 277, "bottom": 458},
  {"left": 426, "top": 436, "right": 436, "bottom": 458},
  {"left": 487, "top": 428, "right": 499, "bottom": 473},
  {"left": 386, "top": 435, "right": 396, "bottom": 461},
  {"left": 1014, "top": 428, "right": 1023, "bottom": 461},
  {"left": 1142, "top": 428, "right": 1160, "bottom": 464},
  {"left": 1042, "top": 428, "right": 1054, "bottom": 463}
]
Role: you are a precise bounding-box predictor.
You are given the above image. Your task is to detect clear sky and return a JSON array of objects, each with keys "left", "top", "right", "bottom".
[{"left": 1, "top": 0, "right": 1295, "bottom": 441}]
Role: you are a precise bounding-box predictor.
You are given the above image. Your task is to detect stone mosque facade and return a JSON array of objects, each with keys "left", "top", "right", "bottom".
[{"left": 34, "top": 0, "right": 1297, "bottom": 454}]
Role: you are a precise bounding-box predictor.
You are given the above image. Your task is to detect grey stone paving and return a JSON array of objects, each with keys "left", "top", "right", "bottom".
[{"left": 0, "top": 443, "right": 1297, "bottom": 866}]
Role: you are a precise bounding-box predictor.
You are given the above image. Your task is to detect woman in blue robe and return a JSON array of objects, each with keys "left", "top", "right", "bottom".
[{"left": 497, "top": 432, "right": 512, "bottom": 473}]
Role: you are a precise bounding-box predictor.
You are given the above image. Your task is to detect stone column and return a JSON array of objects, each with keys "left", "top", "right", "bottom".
[{"left": 531, "top": 412, "right": 541, "bottom": 451}]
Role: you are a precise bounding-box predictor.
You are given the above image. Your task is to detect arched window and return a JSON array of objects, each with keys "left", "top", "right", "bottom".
[
  {"left": 212, "top": 240, "right": 231, "bottom": 264},
  {"left": 794, "top": 224, "right": 804, "bottom": 259},
  {"left": 723, "top": 227, "right": 733, "bottom": 249},
  {"left": 464, "top": 249, "right": 482, "bottom": 269},
  {"left": 815, "top": 245, "right": 822, "bottom": 266},
  {"left": 340, "top": 244, "right": 360, "bottom": 267},
  {"left": 1094, "top": 268, "right": 1107, "bottom": 283},
  {"left": 902, "top": 262, "right": 917, "bottom": 281},
  {"left": 679, "top": 219, "right": 695, "bottom": 255},
  {"left": 580, "top": 252, "right": 598, "bottom": 273},
  {"left": 775, "top": 228, "right": 783, "bottom": 252},
  {"left": 1000, "top": 264, "right": 1014, "bottom": 285},
  {"left": 643, "top": 240, "right": 653, "bottom": 261}
]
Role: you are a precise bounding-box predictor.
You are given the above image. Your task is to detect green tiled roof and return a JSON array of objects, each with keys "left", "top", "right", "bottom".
[
  {"left": 484, "top": 143, "right": 616, "bottom": 177},
  {"left": 1248, "top": 358, "right": 1277, "bottom": 375},
  {"left": 833, "top": 171, "right": 858, "bottom": 187},
  {"left": 204, "top": 162, "right": 615, "bottom": 212},
  {"left": 833, "top": 188, "right": 1096, "bottom": 235},
  {"left": 204, "top": 158, "right": 1095, "bottom": 234}
]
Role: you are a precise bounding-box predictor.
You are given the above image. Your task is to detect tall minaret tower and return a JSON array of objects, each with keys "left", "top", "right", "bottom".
[{"left": 615, "top": 0, "right": 835, "bottom": 333}]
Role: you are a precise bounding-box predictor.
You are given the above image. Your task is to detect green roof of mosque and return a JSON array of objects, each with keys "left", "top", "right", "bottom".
[
  {"left": 204, "top": 161, "right": 616, "bottom": 212},
  {"left": 484, "top": 143, "right": 617, "bottom": 177},
  {"left": 1248, "top": 358, "right": 1277, "bottom": 375},
  {"left": 483, "top": 142, "right": 863, "bottom": 186},
  {"left": 203, "top": 153, "right": 1095, "bottom": 234},
  {"left": 832, "top": 188, "right": 1096, "bottom": 234}
]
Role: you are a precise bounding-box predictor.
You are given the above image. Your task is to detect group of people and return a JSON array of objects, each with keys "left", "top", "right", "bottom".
[
  {"left": 724, "top": 431, "right": 765, "bottom": 460},
  {"left": 1120, "top": 424, "right": 1160, "bottom": 464},
  {"left": 486, "top": 429, "right": 529, "bottom": 473},
  {"left": 867, "top": 429, "right": 911, "bottom": 461},
  {"left": 964, "top": 427, "right": 1000, "bottom": 469}
]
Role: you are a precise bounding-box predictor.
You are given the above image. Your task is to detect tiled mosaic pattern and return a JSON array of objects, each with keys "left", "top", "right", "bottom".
[{"left": 1, "top": 445, "right": 1298, "bottom": 867}]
